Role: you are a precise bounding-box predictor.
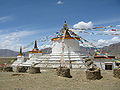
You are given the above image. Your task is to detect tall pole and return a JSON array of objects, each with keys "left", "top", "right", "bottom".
[{"left": 60, "top": 30, "right": 67, "bottom": 67}]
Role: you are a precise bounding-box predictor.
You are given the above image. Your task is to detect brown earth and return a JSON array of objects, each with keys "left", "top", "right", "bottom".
[
  {"left": 0, "top": 57, "right": 16, "bottom": 64},
  {"left": 0, "top": 69, "right": 120, "bottom": 90}
]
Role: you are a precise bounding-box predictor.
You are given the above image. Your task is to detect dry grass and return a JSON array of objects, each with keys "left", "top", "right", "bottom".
[{"left": 0, "top": 69, "right": 120, "bottom": 90}]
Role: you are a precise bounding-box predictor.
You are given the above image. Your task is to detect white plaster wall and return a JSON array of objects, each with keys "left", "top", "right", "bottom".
[
  {"left": 94, "top": 62, "right": 116, "bottom": 70},
  {"left": 52, "top": 39, "right": 80, "bottom": 54},
  {"left": 29, "top": 53, "right": 42, "bottom": 59},
  {"left": 17, "top": 56, "right": 25, "bottom": 62}
]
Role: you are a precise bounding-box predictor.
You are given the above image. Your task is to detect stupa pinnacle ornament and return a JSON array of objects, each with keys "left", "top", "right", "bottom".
[{"left": 63, "top": 21, "right": 68, "bottom": 30}]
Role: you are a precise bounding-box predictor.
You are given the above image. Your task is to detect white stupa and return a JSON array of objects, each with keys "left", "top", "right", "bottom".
[
  {"left": 28, "top": 40, "right": 43, "bottom": 59},
  {"left": 20, "top": 40, "right": 43, "bottom": 67},
  {"left": 12, "top": 21, "right": 87, "bottom": 69},
  {"left": 34, "top": 21, "right": 87, "bottom": 68},
  {"left": 11, "top": 47, "right": 25, "bottom": 71}
]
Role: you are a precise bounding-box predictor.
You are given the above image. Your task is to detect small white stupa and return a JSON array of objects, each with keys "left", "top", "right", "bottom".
[
  {"left": 21, "top": 40, "right": 43, "bottom": 66},
  {"left": 11, "top": 47, "right": 25, "bottom": 71},
  {"left": 29, "top": 40, "right": 42, "bottom": 59}
]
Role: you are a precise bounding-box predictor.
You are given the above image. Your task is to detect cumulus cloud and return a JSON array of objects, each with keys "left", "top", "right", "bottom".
[
  {"left": 0, "top": 16, "right": 12, "bottom": 23},
  {"left": 0, "top": 31, "right": 36, "bottom": 51},
  {"left": 57, "top": 1, "right": 64, "bottom": 5},
  {"left": 73, "top": 21, "right": 93, "bottom": 29},
  {"left": 95, "top": 37, "right": 120, "bottom": 47}
]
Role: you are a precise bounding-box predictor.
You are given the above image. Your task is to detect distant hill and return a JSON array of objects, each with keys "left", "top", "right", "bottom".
[
  {"left": 40, "top": 47, "right": 96, "bottom": 55},
  {"left": 41, "top": 43, "right": 120, "bottom": 57},
  {"left": 0, "top": 49, "right": 18, "bottom": 57},
  {"left": 101, "top": 42, "right": 120, "bottom": 57},
  {"left": 0, "top": 49, "right": 28, "bottom": 57},
  {"left": 0, "top": 42, "right": 120, "bottom": 57},
  {"left": 41, "top": 47, "right": 52, "bottom": 54},
  {"left": 0, "top": 47, "right": 95, "bottom": 57}
]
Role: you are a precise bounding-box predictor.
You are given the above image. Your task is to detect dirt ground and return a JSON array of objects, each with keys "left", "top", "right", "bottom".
[{"left": 0, "top": 69, "right": 120, "bottom": 90}]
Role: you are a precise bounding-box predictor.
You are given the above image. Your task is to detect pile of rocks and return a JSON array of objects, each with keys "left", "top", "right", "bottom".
[
  {"left": 56, "top": 67, "right": 72, "bottom": 78},
  {"left": 85, "top": 58, "right": 102, "bottom": 80},
  {"left": 15, "top": 66, "right": 27, "bottom": 72},
  {"left": 113, "top": 68, "right": 120, "bottom": 79},
  {"left": 86, "top": 68, "right": 102, "bottom": 80},
  {"left": 3, "top": 66, "right": 13, "bottom": 72},
  {"left": 27, "top": 67, "right": 41, "bottom": 74}
]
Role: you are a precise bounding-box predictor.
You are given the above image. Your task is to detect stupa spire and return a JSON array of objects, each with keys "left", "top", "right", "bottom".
[
  {"left": 20, "top": 46, "right": 22, "bottom": 54},
  {"left": 29, "top": 40, "right": 43, "bottom": 53},
  {"left": 62, "top": 21, "right": 71, "bottom": 37},
  {"left": 18, "top": 46, "right": 23, "bottom": 56},
  {"left": 51, "top": 21, "right": 80, "bottom": 41},
  {"left": 34, "top": 40, "right": 38, "bottom": 49}
]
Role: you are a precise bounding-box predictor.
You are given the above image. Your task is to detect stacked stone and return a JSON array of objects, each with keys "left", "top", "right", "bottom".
[
  {"left": 28, "top": 67, "right": 40, "bottom": 74},
  {"left": 15, "top": 66, "right": 27, "bottom": 72},
  {"left": 56, "top": 67, "right": 72, "bottom": 78},
  {"left": 3, "top": 66, "right": 13, "bottom": 72},
  {"left": 86, "top": 68, "right": 102, "bottom": 80},
  {"left": 85, "top": 58, "right": 93, "bottom": 67},
  {"left": 113, "top": 68, "right": 120, "bottom": 79},
  {"left": 0, "top": 67, "right": 3, "bottom": 71}
]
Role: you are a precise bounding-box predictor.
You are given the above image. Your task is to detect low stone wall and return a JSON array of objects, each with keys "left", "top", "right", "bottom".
[{"left": 113, "top": 68, "right": 120, "bottom": 79}]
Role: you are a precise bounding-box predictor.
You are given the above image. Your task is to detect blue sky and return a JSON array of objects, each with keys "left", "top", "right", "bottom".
[{"left": 0, "top": 0, "right": 120, "bottom": 51}]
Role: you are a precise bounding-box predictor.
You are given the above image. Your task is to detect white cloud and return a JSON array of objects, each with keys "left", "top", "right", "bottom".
[
  {"left": 95, "top": 37, "right": 120, "bottom": 47},
  {"left": 116, "top": 25, "right": 120, "bottom": 27},
  {"left": 57, "top": 1, "right": 64, "bottom": 5},
  {"left": 0, "top": 16, "right": 12, "bottom": 23},
  {"left": 103, "top": 30, "right": 120, "bottom": 35},
  {"left": 0, "top": 31, "right": 36, "bottom": 51},
  {"left": 73, "top": 21, "right": 93, "bottom": 29}
]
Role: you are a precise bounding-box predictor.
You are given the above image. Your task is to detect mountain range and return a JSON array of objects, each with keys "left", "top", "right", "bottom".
[{"left": 0, "top": 42, "right": 120, "bottom": 57}]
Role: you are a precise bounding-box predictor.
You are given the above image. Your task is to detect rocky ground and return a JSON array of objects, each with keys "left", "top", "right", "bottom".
[{"left": 0, "top": 69, "right": 120, "bottom": 90}]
